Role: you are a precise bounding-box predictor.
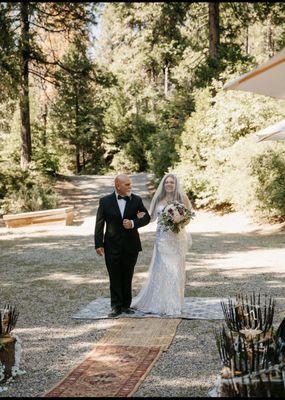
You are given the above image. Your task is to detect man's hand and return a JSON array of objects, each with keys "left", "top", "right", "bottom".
[
  {"left": 96, "top": 247, "right": 104, "bottom": 256},
  {"left": 123, "top": 219, "right": 133, "bottom": 229}
]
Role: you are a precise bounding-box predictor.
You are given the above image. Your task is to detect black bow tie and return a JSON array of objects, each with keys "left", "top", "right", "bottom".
[{"left": 118, "top": 195, "right": 130, "bottom": 201}]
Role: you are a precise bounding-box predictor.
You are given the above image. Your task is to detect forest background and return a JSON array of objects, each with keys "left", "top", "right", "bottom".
[{"left": 1, "top": 2, "right": 285, "bottom": 222}]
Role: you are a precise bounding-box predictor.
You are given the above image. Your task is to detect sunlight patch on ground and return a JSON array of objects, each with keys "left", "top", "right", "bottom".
[
  {"left": 23, "top": 345, "right": 47, "bottom": 353},
  {"left": 31, "top": 273, "right": 108, "bottom": 285},
  {"left": 175, "top": 333, "right": 196, "bottom": 341},
  {"left": 69, "top": 341, "right": 100, "bottom": 351},
  {"left": 0, "top": 282, "right": 12, "bottom": 287},
  {"left": 15, "top": 321, "right": 113, "bottom": 338},
  {"left": 189, "top": 281, "right": 226, "bottom": 287},
  {"left": 191, "top": 248, "right": 285, "bottom": 273},
  {"left": 175, "top": 350, "right": 198, "bottom": 357},
  {"left": 133, "top": 271, "right": 149, "bottom": 279},
  {"left": 0, "top": 216, "right": 96, "bottom": 239},
  {"left": 0, "top": 209, "right": 281, "bottom": 241},
  {"left": 151, "top": 375, "right": 215, "bottom": 388},
  {"left": 213, "top": 266, "right": 283, "bottom": 278},
  {"left": 189, "top": 211, "right": 255, "bottom": 233}
]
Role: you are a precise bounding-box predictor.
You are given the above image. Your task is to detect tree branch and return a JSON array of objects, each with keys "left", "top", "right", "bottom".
[
  {"left": 31, "top": 4, "right": 65, "bottom": 19},
  {"left": 29, "top": 21, "right": 69, "bottom": 33},
  {"left": 29, "top": 68, "right": 57, "bottom": 86},
  {"left": 30, "top": 52, "right": 99, "bottom": 83},
  {"left": 8, "top": 24, "right": 21, "bottom": 33}
]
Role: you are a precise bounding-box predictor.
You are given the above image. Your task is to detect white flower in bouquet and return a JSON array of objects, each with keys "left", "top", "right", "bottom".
[{"left": 158, "top": 201, "right": 195, "bottom": 233}]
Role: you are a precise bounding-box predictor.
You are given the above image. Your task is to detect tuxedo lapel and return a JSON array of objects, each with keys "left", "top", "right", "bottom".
[
  {"left": 111, "top": 192, "right": 122, "bottom": 219},
  {"left": 123, "top": 194, "right": 133, "bottom": 219}
]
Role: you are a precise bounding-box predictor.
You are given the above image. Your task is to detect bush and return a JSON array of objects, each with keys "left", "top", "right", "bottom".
[
  {"left": 250, "top": 146, "right": 285, "bottom": 220},
  {"left": 33, "top": 147, "right": 60, "bottom": 177},
  {"left": 146, "top": 128, "right": 180, "bottom": 181},
  {"left": 218, "top": 136, "right": 285, "bottom": 220},
  {"left": 110, "top": 149, "right": 140, "bottom": 173},
  {"left": 173, "top": 76, "right": 285, "bottom": 220},
  {"left": 0, "top": 163, "right": 59, "bottom": 215},
  {"left": 31, "top": 120, "right": 60, "bottom": 176}
]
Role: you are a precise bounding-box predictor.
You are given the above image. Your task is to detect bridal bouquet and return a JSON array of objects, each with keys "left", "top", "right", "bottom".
[{"left": 158, "top": 201, "right": 195, "bottom": 233}]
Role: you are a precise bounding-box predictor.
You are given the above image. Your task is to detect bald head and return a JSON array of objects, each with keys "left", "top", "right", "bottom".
[{"left": 114, "top": 174, "right": 132, "bottom": 196}]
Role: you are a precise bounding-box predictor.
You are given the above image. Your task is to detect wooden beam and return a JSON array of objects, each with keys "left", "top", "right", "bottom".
[{"left": 3, "top": 207, "right": 74, "bottom": 228}]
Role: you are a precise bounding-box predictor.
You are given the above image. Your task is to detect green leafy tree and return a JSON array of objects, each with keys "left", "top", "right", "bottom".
[
  {"left": 173, "top": 74, "right": 285, "bottom": 220},
  {"left": 96, "top": 3, "right": 192, "bottom": 173},
  {"left": 51, "top": 37, "right": 107, "bottom": 173},
  {"left": 0, "top": 2, "right": 96, "bottom": 169}
]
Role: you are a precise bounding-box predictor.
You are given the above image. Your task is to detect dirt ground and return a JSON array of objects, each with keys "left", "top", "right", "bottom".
[{"left": 0, "top": 173, "right": 284, "bottom": 397}]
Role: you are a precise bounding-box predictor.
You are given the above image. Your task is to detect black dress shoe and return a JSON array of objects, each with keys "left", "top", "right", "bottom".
[
  {"left": 122, "top": 307, "right": 135, "bottom": 314},
  {"left": 108, "top": 307, "right": 122, "bottom": 317}
]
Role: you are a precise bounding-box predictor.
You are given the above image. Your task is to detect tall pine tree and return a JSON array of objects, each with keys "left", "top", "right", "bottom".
[
  {"left": 51, "top": 37, "right": 105, "bottom": 174},
  {"left": 0, "top": 2, "right": 96, "bottom": 169}
]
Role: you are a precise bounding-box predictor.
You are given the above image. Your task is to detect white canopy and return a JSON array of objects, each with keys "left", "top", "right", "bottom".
[
  {"left": 255, "top": 119, "right": 285, "bottom": 142},
  {"left": 223, "top": 47, "right": 285, "bottom": 99}
]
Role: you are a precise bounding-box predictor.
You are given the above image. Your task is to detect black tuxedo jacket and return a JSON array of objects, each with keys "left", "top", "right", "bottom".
[{"left": 94, "top": 192, "right": 150, "bottom": 254}]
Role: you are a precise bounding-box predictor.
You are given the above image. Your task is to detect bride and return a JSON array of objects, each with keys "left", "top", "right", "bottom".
[{"left": 131, "top": 173, "right": 192, "bottom": 316}]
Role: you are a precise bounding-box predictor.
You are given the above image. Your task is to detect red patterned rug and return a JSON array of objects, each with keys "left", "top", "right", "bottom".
[{"left": 44, "top": 344, "right": 162, "bottom": 397}]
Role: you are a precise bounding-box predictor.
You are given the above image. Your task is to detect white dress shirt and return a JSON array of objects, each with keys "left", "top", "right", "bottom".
[{"left": 115, "top": 192, "right": 134, "bottom": 228}]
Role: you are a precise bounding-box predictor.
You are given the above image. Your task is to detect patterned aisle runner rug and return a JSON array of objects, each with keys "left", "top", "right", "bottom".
[
  {"left": 73, "top": 297, "right": 226, "bottom": 320},
  {"left": 97, "top": 318, "right": 181, "bottom": 351},
  {"left": 44, "top": 344, "right": 162, "bottom": 397}
]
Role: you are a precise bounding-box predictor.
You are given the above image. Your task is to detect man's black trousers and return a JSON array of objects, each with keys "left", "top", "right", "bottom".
[{"left": 104, "top": 251, "right": 139, "bottom": 309}]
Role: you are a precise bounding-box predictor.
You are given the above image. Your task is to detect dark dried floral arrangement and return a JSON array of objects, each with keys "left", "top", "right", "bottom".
[
  {"left": 214, "top": 292, "right": 285, "bottom": 397},
  {"left": 0, "top": 304, "right": 19, "bottom": 337}
]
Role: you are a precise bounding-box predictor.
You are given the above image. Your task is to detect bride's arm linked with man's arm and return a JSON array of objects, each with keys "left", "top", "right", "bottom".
[{"left": 131, "top": 197, "right": 150, "bottom": 228}]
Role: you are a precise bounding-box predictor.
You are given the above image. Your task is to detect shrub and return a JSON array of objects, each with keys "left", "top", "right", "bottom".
[
  {"left": 250, "top": 147, "right": 285, "bottom": 220},
  {"left": 110, "top": 149, "right": 140, "bottom": 173},
  {"left": 146, "top": 129, "right": 180, "bottom": 181},
  {"left": 173, "top": 76, "right": 285, "bottom": 220},
  {"left": 214, "top": 136, "right": 285, "bottom": 221},
  {"left": 33, "top": 147, "right": 60, "bottom": 177},
  {"left": 0, "top": 163, "right": 59, "bottom": 215}
]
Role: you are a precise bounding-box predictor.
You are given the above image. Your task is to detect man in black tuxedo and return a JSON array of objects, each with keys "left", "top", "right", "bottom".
[{"left": 94, "top": 174, "right": 150, "bottom": 317}]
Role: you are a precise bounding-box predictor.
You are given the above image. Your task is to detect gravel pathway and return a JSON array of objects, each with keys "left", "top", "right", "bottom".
[{"left": 0, "top": 173, "right": 284, "bottom": 397}]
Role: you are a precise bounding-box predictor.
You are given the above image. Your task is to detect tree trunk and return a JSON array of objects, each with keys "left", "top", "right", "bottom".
[
  {"left": 76, "top": 148, "right": 81, "bottom": 173},
  {"left": 164, "top": 63, "right": 169, "bottom": 98},
  {"left": 209, "top": 2, "right": 219, "bottom": 60},
  {"left": 82, "top": 150, "right": 86, "bottom": 169},
  {"left": 42, "top": 103, "right": 48, "bottom": 146},
  {"left": 245, "top": 25, "right": 249, "bottom": 55},
  {"left": 209, "top": 2, "right": 220, "bottom": 97},
  {"left": 75, "top": 92, "right": 81, "bottom": 173},
  {"left": 19, "top": 2, "right": 32, "bottom": 170},
  {"left": 268, "top": 21, "right": 274, "bottom": 57}
]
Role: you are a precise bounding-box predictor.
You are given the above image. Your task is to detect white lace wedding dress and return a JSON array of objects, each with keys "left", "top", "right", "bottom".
[{"left": 132, "top": 204, "right": 192, "bottom": 316}]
